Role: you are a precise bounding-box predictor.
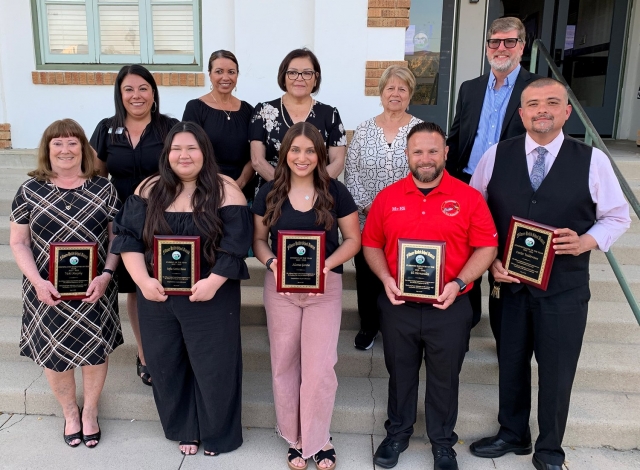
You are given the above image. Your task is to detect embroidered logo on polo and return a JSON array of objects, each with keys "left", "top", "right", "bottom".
[{"left": 441, "top": 200, "right": 460, "bottom": 217}]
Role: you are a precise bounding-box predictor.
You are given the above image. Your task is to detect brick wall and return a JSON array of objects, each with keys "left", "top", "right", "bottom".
[
  {"left": 367, "top": 0, "right": 411, "bottom": 28},
  {"left": 0, "top": 124, "right": 11, "bottom": 149},
  {"left": 31, "top": 71, "right": 205, "bottom": 87}
]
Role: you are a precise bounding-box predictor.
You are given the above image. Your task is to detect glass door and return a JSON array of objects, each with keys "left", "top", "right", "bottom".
[
  {"left": 488, "top": 0, "right": 630, "bottom": 137},
  {"left": 552, "top": 0, "right": 629, "bottom": 136},
  {"left": 405, "top": 0, "right": 456, "bottom": 129}
]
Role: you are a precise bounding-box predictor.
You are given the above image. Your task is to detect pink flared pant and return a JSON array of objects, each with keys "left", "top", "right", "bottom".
[{"left": 263, "top": 271, "right": 342, "bottom": 459}]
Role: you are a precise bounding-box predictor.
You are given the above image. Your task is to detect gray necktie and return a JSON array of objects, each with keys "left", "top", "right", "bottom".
[{"left": 530, "top": 147, "right": 547, "bottom": 191}]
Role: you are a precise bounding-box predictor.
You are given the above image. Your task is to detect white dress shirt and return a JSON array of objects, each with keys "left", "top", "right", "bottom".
[{"left": 469, "top": 131, "right": 631, "bottom": 252}]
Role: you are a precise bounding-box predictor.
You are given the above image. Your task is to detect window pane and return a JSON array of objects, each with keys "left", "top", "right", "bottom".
[
  {"left": 99, "top": 5, "right": 140, "bottom": 55},
  {"left": 46, "top": 4, "right": 88, "bottom": 54},
  {"left": 152, "top": 5, "right": 194, "bottom": 55},
  {"left": 404, "top": 0, "right": 444, "bottom": 106}
]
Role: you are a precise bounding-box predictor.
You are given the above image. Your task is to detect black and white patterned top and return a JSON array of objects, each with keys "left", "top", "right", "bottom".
[
  {"left": 249, "top": 97, "right": 347, "bottom": 192},
  {"left": 10, "top": 176, "right": 123, "bottom": 372},
  {"left": 344, "top": 116, "right": 422, "bottom": 229}
]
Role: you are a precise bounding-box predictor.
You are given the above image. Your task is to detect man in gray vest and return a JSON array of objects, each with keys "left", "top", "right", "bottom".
[{"left": 468, "top": 78, "right": 630, "bottom": 470}]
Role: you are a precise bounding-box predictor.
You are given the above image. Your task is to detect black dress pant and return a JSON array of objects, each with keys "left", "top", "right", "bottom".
[
  {"left": 497, "top": 284, "right": 589, "bottom": 466},
  {"left": 355, "top": 247, "right": 383, "bottom": 332},
  {"left": 137, "top": 280, "right": 243, "bottom": 453},
  {"left": 379, "top": 292, "right": 472, "bottom": 449},
  {"left": 451, "top": 170, "right": 500, "bottom": 337}
]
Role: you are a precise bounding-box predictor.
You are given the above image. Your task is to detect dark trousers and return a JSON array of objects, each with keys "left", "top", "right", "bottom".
[
  {"left": 354, "top": 247, "right": 383, "bottom": 332},
  {"left": 452, "top": 170, "right": 501, "bottom": 339},
  {"left": 137, "top": 280, "right": 243, "bottom": 453},
  {"left": 379, "top": 292, "right": 472, "bottom": 450},
  {"left": 497, "top": 284, "right": 589, "bottom": 466}
]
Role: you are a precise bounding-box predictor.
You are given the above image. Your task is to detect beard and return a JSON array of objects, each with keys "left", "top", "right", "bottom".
[
  {"left": 488, "top": 52, "right": 521, "bottom": 73},
  {"left": 530, "top": 113, "right": 555, "bottom": 134},
  {"left": 411, "top": 161, "right": 445, "bottom": 183}
]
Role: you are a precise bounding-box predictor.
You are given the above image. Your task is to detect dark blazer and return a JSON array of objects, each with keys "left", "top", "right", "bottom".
[{"left": 445, "top": 67, "right": 541, "bottom": 178}]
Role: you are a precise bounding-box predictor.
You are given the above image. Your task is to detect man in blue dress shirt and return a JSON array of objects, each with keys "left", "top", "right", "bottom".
[{"left": 446, "top": 17, "right": 540, "bottom": 333}]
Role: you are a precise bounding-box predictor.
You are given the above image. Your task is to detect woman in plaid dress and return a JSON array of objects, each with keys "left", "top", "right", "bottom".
[{"left": 9, "top": 119, "right": 122, "bottom": 448}]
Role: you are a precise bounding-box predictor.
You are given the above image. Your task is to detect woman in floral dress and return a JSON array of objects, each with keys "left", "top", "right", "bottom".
[{"left": 249, "top": 48, "right": 347, "bottom": 193}]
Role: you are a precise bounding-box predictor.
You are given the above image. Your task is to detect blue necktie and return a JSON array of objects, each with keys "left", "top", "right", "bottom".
[{"left": 530, "top": 147, "right": 547, "bottom": 191}]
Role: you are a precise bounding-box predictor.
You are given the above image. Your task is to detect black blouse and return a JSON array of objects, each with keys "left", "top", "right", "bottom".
[
  {"left": 90, "top": 116, "right": 179, "bottom": 202},
  {"left": 182, "top": 99, "right": 254, "bottom": 181},
  {"left": 252, "top": 179, "right": 357, "bottom": 274},
  {"left": 248, "top": 98, "right": 347, "bottom": 191},
  {"left": 111, "top": 195, "right": 252, "bottom": 280}
]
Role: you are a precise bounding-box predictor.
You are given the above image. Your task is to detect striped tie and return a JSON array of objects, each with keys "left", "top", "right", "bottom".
[{"left": 530, "top": 147, "right": 547, "bottom": 191}]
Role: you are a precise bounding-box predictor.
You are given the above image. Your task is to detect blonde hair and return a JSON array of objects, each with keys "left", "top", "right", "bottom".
[
  {"left": 378, "top": 65, "right": 416, "bottom": 99},
  {"left": 488, "top": 17, "right": 526, "bottom": 42},
  {"left": 29, "top": 119, "right": 97, "bottom": 181}
]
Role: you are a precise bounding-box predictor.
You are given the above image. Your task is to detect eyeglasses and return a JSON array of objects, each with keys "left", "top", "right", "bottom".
[
  {"left": 486, "top": 38, "right": 522, "bottom": 49},
  {"left": 286, "top": 70, "right": 316, "bottom": 81}
]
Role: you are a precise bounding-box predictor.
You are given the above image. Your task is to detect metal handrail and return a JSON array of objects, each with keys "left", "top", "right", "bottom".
[{"left": 530, "top": 39, "right": 640, "bottom": 325}]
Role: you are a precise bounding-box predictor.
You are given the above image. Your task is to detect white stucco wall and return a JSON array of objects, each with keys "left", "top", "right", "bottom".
[
  {"left": 2, "top": 0, "right": 636, "bottom": 146},
  {"left": 451, "top": 0, "right": 488, "bottom": 108},
  {"left": 0, "top": 0, "right": 407, "bottom": 149}
]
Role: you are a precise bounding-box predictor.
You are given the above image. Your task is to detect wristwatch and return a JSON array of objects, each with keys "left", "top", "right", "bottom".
[
  {"left": 102, "top": 268, "right": 114, "bottom": 277},
  {"left": 453, "top": 277, "right": 467, "bottom": 292},
  {"left": 266, "top": 257, "right": 276, "bottom": 272}
]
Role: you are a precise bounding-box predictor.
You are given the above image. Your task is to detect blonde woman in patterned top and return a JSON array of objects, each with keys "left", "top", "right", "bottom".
[
  {"left": 10, "top": 119, "right": 122, "bottom": 448},
  {"left": 345, "top": 65, "right": 422, "bottom": 351}
]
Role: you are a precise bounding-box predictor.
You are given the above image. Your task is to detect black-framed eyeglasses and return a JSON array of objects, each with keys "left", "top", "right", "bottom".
[
  {"left": 486, "top": 38, "right": 522, "bottom": 49},
  {"left": 286, "top": 70, "right": 316, "bottom": 80}
]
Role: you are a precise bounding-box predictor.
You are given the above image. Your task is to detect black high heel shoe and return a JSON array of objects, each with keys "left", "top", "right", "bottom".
[
  {"left": 63, "top": 406, "right": 82, "bottom": 447},
  {"left": 136, "top": 355, "right": 152, "bottom": 386},
  {"left": 81, "top": 408, "right": 101, "bottom": 449}
]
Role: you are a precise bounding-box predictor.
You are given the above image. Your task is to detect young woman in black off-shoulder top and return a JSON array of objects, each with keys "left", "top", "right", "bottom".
[{"left": 111, "top": 122, "right": 252, "bottom": 457}]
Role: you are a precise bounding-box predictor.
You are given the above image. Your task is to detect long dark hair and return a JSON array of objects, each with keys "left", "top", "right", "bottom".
[
  {"left": 140, "top": 122, "right": 224, "bottom": 269},
  {"left": 110, "top": 64, "right": 172, "bottom": 143},
  {"left": 263, "top": 122, "right": 334, "bottom": 230}
]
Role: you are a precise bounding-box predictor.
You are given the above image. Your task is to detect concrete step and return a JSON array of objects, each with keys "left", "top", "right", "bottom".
[
  {"left": 1, "top": 275, "right": 639, "bottom": 342},
  {"left": 1, "top": 360, "right": 638, "bottom": 449},
  {"left": 0, "top": 149, "right": 37, "bottom": 169},
  {"left": 1, "top": 247, "right": 639, "bottom": 305},
  {"left": 2, "top": 317, "right": 639, "bottom": 393}
]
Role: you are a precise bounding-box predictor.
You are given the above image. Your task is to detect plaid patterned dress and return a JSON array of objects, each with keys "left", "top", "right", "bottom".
[{"left": 10, "top": 176, "right": 123, "bottom": 371}]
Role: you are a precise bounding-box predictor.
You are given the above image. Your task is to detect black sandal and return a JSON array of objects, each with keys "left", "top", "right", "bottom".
[
  {"left": 288, "top": 447, "right": 307, "bottom": 470},
  {"left": 63, "top": 406, "right": 82, "bottom": 448},
  {"left": 179, "top": 441, "right": 199, "bottom": 455},
  {"left": 312, "top": 447, "right": 336, "bottom": 470},
  {"left": 136, "top": 355, "right": 152, "bottom": 386},
  {"left": 81, "top": 409, "right": 101, "bottom": 449},
  {"left": 204, "top": 450, "right": 219, "bottom": 457}
]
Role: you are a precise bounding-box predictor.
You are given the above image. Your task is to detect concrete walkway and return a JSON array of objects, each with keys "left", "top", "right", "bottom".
[{"left": 0, "top": 413, "right": 638, "bottom": 470}]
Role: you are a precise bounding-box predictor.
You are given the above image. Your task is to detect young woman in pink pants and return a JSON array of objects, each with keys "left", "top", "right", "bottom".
[{"left": 252, "top": 122, "right": 360, "bottom": 470}]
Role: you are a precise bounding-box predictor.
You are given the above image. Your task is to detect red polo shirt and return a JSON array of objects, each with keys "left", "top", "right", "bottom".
[{"left": 362, "top": 170, "right": 498, "bottom": 291}]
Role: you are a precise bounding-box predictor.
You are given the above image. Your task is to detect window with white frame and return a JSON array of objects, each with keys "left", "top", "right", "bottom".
[{"left": 35, "top": 0, "right": 200, "bottom": 65}]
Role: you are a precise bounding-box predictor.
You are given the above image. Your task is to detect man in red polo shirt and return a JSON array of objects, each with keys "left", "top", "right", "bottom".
[{"left": 363, "top": 122, "right": 498, "bottom": 470}]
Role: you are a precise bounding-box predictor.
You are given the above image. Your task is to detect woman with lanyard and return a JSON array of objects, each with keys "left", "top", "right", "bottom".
[{"left": 90, "top": 64, "right": 178, "bottom": 387}]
